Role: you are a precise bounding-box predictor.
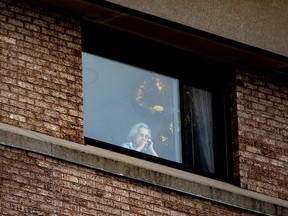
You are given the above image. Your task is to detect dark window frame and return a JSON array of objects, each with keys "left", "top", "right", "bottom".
[{"left": 82, "top": 20, "right": 233, "bottom": 182}]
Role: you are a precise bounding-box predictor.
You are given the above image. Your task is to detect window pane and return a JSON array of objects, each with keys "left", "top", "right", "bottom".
[
  {"left": 184, "top": 86, "right": 215, "bottom": 173},
  {"left": 83, "top": 52, "right": 182, "bottom": 162}
]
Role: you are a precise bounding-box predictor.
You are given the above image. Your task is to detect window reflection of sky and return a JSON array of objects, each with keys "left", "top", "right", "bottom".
[{"left": 82, "top": 52, "right": 182, "bottom": 162}]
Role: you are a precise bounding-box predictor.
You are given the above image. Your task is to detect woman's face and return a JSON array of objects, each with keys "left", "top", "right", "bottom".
[{"left": 133, "top": 127, "right": 150, "bottom": 147}]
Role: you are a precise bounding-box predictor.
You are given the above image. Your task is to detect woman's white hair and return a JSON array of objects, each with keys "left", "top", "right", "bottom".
[{"left": 127, "top": 123, "right": 151, "bottom": 142}]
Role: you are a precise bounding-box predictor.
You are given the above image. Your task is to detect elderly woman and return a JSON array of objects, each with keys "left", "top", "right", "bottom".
[{"left": 122, "top": 123, "right": 158, "bottom": 157}]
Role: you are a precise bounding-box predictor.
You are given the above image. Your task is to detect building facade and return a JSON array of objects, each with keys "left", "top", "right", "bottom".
[{"left": 0, "top": 0, "right": 288, "bottom": 215}]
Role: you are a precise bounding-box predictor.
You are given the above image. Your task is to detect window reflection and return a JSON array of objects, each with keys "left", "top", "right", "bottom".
[{"left": 82, "top": 52, "right": 182, "bottom": 162}]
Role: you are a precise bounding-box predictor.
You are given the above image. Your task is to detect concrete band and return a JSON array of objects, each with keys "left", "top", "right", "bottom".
[{"left": 0, "top": 122, "right": 287, "bottom": 216}]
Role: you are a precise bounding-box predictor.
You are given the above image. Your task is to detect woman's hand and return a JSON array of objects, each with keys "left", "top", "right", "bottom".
[{"left": 146, "top": 140, "right": 158, "bottom": 157}]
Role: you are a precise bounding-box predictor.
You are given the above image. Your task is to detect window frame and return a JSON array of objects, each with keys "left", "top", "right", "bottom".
[{"left": 82, "top": 20, "right": 233, "bottom": 182}]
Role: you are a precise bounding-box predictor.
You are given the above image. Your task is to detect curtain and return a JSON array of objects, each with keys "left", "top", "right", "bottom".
[{"left": 192, "top": 88, "right": 215, "bottom": 173}]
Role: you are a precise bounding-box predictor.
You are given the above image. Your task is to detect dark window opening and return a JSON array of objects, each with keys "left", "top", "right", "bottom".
[{"left": 82, "top": 20, "right": 232, "bottom": 182}]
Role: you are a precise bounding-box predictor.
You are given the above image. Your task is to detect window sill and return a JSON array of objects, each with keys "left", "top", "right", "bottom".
[{"left": 0, "top": 122, "right": 287, "bottom": 215}]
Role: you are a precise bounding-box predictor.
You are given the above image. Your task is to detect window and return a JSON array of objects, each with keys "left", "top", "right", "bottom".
[
  {"left": 83, "top": 53, "right": 182, "bottom": 162},
  {"left": 82, "top": 21, "right": 232, "bottom": 181}
]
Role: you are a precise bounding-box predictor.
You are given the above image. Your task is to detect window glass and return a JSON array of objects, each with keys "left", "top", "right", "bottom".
[
  {"left": 183, "top": 86, "right": 215, "bottom": 173},
  {"left": 192, "top": 88, "right": 215, "bottom": 173},
  {"left": 81, "top": 20, "right": 232, "bottom": 180},
  {"left": 83, "top": 52, "right": 182, "bottom": 162}
]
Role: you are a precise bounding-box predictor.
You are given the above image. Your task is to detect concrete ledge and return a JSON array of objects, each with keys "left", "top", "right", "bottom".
[{"left": 0, "top": 122, "right": 287, "bottom": 216}]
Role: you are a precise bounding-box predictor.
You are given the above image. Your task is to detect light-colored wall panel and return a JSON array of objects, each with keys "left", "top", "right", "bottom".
[{"left": 106, "top": 0, "right": 288, "bottom": 57}]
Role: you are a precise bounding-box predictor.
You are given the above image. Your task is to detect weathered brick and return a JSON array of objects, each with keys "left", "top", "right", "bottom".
[
  {"left": 0, "top": 0, "right": 287, "bottom": 215},
  {"left": 8, "top": 17, "right": 24, "bottom": 27},
  {"left": 234, "top": 68, "right": 288, "bottom": 201},
  {"left": 0, "top": 35, "right": 16, "bottom": 44},
  {"left": 251, "top": 102, "right": 266, "bottom": 111}
]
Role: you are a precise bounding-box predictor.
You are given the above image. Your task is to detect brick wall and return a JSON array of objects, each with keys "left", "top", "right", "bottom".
[
  {"left": 0, "top": 144, "right": 259, "bottom": 216},
  {"left": 0, "top": 0, "right": 288, "bottom": 214},
  {"left": 232, "top": 67, "right": 288, "bottom": 201},
  {"left": 0, "top": 0, "right": 84, "bottom": 144}
]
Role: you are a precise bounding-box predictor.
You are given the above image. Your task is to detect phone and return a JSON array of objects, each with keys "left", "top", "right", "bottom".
[{"left": 147, "top": 140, "right": 152, "bottom": 146}]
